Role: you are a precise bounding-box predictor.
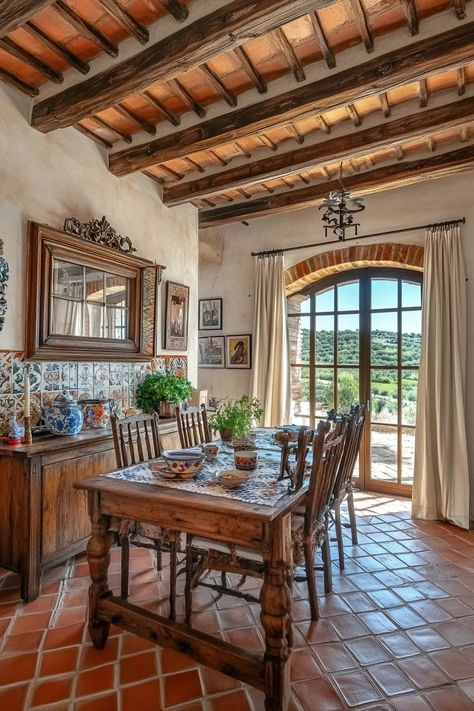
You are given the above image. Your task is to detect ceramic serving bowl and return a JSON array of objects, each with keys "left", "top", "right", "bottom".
[
  {"left": 202, "top": 443, "right": 220, "bottom": 460},
  {"left": 216, "top": 469, "right": 250, "bottom": 489},
  {"left": 234, "top": 449, "right": 257, "bottom": 470},
  {"left": 161, "top": 449, "right": 205, "bottom": 477}
]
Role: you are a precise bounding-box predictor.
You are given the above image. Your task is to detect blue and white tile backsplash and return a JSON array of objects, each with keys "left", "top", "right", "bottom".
[{"left": 0, "top": 351, "right": 188, "bottom": 434}]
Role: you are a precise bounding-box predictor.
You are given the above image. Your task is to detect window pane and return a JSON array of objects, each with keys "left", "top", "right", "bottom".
[
  {"left": 402, "top": 370, "right": 418, "bottom": 425},
  {"left": 371, "top": 279, "right": 398, "bottom": 310},
  {"left": 288, "top": 315, "right": 310, "bottom": 365},
  {"left": 315, "top": 315, "right": 334, "bottom": 364},
  {"left": 402, "top": 310, "right": 422, "bottom": 366},
  {"left": 371, "top": 312, "right": 398, "bottom": 365},
  {"left": 51, "top": 297, "right": 83, "bottom": 336},
  {"left": 85, "top": 302, "right": 104, "bottom": 337},
  {"left": 52, "top": 260, "right": 83, "bottom": 299},
  {"left": 337, "top": 282, "right": 359, "bottom": 312},
  {"left": 337, "top": 368, "right": 359, "bottom": 413},
  {"left": 401, "top": 427, "right": 415, "bottom": 483},
  {"left": 316, "top": 367, "right": 334, "bottom": 418},
  {"left": 105, "top": 306, "right": 128, "bottom": 340},
  {"left": 371, "top": 369, "right": 398, "bottom": 424},
  {"left": 371, "top": 425, "right": 397, "bottom": 481},
  {"left": 290, "top": 366, "right": 310, "bottom": 424},
  {"left": 287, "top": 292, "right": 310, "bottom": 315},
  {"left": 337, "top": 314, "right": 359, "bottom": 365},
  {"left": 315, "top": 287, "right": 334, "bottom": 313},
  {"left": 402, "top": 281, "right": 421, "bottom": 308},
  {"left": 85, "top": 268, "right": 105, "bottom": 302},
  {"left": 105, "top": 274, "right": 128, "bottom": 306}
]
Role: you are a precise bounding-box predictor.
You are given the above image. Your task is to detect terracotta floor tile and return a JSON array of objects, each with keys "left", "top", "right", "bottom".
[
  {"left": 121, "top": 679, "right": 161, "bottom": 711},
  {"left": 293, "top": 677, "right": 345, "bottom": 711},
  {"left": 434, "top": 620, "right": 474, "bottom": 646},
  {"left": 202, "top": 666, "right": 241, "bottom": 695},
  {"left": 209, "top": 689, "right": 252, "bottom": 711},
  {"left": 346, "top": 573, "right": 383, "bottom": 592},
  {"left": 218, "top": 605, "right": 254, "bottom": 629},
  {"left": 358, "top": 611, "right": 398, "bottom": 634},
  {"left": 378, "top": 632, "right": 420, "bottom": 658},
  {"left": 332, "top": 670, "right": 383, "bottom": 706},
  {"left": 18, "top": 594, "right": 57, "bottom": 614},
  {"left": 224, "top": 627, "right": 263, "bottom": 651},
  {"left": 80, "top": 638, "right": 119, "bottom": 669},
  {"left": 161, "top": 648, "right": 197, "bottom": 674},
  {"left": 40, "top": 645, "right": 79, "bottom": 676},
  {"left": 409, "top": 599, "right": 453, "bottom": 623},
  {"left": 43, "top": 622, "right": 85, "bottom": 650},
  {"left": 345, "top": 636, "right": 392, "bottom": 665},
  {"left": 121, "top": 632, "right": 156, "bottom": 656},
  {"left": 391, "top": 693, "right": 433, "bottom": 710},
  {"left": 289, "top": 648, "right": 322, "bottom": 681},
  {"left": 297, "top": 619, "right": 339, "bottom": 645},
  {"left": 1, "top": 629, "right": 44, "bottom": 655},
  {"left": 120, "top": 651, "right": 157, "bottom": 685},
  {"left": 30, "top": 677, "right": 73, "bottom": 707},
  {"left": 9, "top": 610, "right": 51, "bottom": 635},
  {"left": 429, "top": 648, "right": 474, "bottom": 680},
  {"left": 75, "top": 692, "right": 118, "bottom": 711},
  {"left": 53, "top": 605, "right": 87, "bottom": 627},
  {"left": 164, "top": 669, "right": 202, "bottom": 707},
  {"left": 367, "top": 589, "right": 402, "bottom": 609},
  {"left": 406, "top": 626, "right": 450, "bottom": 652},
  {"left": 424, "top": 685, "right": 474, "bottom": 711},
  {"left": 328, "top": 613, "right": 370, "bottom": 639},
  {"left": 398, "top": 655, "right": 450, "bottom": 689},
  {"left": 385, "top": 605, "right": 426, "bottom": 629},
  {"left": 312, "top": 643, "right": 358, "bottom": 672},
  {"left": 0, "top": 682, "right": 28, "bottom": 710},
  {"left": 77, "top": 663, "right": 115, "bottom": 697},
  {"left": 0, "top": 651, "right": 38, "bottom": 685},
  {"left": 367, "top": 662, "right": 414, "bottom": 696}
]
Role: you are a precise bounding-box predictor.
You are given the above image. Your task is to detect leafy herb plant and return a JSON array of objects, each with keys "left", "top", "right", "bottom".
[
  {"left": 209, "top": 395, "right": 263, "bottom": 439},
  {"left": 136, "top": 373, "right": 193, "bottom": 413}
]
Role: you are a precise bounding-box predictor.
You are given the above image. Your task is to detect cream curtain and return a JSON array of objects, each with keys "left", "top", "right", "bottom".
[
  {"left": 412, "top": 224, "right": 470, "bottom": 529},
  {"left": 250, "top": 253, "right": 290, "bottom": 426}
]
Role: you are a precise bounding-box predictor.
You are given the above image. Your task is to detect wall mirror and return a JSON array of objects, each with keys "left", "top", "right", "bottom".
[{"left": 25, "top": 220, "right": 162, "bottom": 360}]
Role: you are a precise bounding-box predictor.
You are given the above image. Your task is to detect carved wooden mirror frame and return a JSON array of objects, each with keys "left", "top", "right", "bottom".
[{"left": 25, "top": 220, "right": 163, "bottom": 361}]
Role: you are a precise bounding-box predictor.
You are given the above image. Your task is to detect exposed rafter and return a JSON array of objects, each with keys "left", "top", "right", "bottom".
[
  {"left": 200, "top": 64, "right": 237, "bottom": 107},
  {"left": 52, "top": 1, "right": 119, "bottom": 58},
  {"left": 234, "top": 45, "right": 267, "bottom": 94},
  {"left": 0, "top": 0, "right": 55, "bottom": 37},
  {"left": 199, "top": 145, "right": 474, "bottom": 226},
  {"left": 310, "top": 11, "right": 335, "bottom": 69},
  {"left": 0, "top": 37, "right": 63, "bottom": 84},
  {"left": 401, "top": 0, "right": 419, "bottom": 36},
  {"left": 159, "top": 0, "right": 189, "bottom": 23},
  {"left": 96, "top": 0, "right": 149, "bottom": 45},
  {"left": 168, "top": 78, "right": 205, "bottom": 118},
  {"left": 109, "top": 22, "right": 474, "bottom": 176},
  {"left": 32, "top": 0, "right": 336, "bottom": 132},
  {"left": 347, "top": 0, "right": 373, "bottom": 53},
  {"left": 142, "top": 91, "right": 180, "bottom": 126},
  {"left": 164, "top": 95, "right": 474, "bottom": 205},
  {"left": 25, "top": 20, "right": 90, "bottom": 75},
  {"left": 271, "top": 27, "right": 306, "bottom": 82}
]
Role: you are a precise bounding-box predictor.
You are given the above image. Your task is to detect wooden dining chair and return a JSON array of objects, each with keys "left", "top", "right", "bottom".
[
  {"left": 183, "top": 425, "right": 327, "bottom": 624},
  {"left": 330, "top": 403, "right": 366, "bottom": 570},
  {"left": 278, "top": 427, "right": 314, "bottom": 491},
  {"left": 110, "top": 412, "right": 180, "bottom": 620},
  {"left": 175, "top": 404, "right": 211, "bottom": 448}
]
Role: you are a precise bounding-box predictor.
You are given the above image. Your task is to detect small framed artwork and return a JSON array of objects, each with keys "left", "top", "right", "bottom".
[
  {"left": 165, "top": 281, "right": 189, "bottom": 350},
  {"left": 199, "top": 298, "right": 222, "bottom": 330},
  {"left": 198, "top": 336, "right": 225, "bottom": 368},
  {"left": 226, "top": 334, "right": 252, "bottom": 369}
]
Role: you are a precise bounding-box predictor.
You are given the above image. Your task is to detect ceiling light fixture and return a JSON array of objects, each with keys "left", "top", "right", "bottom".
[{"left": 319, "top": 163, "right": 365, "bottom": 241}]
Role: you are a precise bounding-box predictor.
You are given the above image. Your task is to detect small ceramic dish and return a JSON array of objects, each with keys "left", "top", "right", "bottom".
[
  {"left": 161, "top": 449, "right": 205, "bottom": 477},
  {"left": 149, "top": 458, "right": 203, "bottom": 480},
  {"left": 216, "top": 469, "right": 250, "bottom": 489}
]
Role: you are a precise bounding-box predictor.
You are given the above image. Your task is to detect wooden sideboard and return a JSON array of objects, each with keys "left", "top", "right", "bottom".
[{"left": 0, "top": 421, "right": 181, "bottom": 601}]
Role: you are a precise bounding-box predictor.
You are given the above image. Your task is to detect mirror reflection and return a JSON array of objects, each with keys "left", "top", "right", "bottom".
[{"left": 51, "top": 259, "right": 129, "bottom": 339}]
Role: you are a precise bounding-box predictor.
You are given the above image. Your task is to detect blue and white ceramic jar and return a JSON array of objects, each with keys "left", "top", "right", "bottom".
[{"left": 45, "top": 392, "right": 83, "bottom": 436}]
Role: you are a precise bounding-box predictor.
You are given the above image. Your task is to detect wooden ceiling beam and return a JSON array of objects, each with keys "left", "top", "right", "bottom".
[
  {"left": 452, "top": 1, "right": 467, "bottom": 19},
  {"left": 75, "top": 123, "right": 113, "bottom": 149},
  {"left": 310, "top": 11, "right": 335, "bottom": 69},
  {"left": 142, "top": 91, "right": 180, "bottom": 126},
  {"left": 167, "top": 78, "right": 206, "bottom": 118},
  {"left": 457, "top": 66, "right": 466, "bottom": 95},
  {"left": 271, "top": 27, "right": 306, "bottom": 82},
  {"left": 52, "top": 1, "right": 118, "bottom": 57},
  {"left": 93, "top": 115, "right": 132, "bottom": 143},
  {"left": 418, "top": 78, "right": 428, "bottom": 107},
  {"left": 0, "top": 0, "right": 55, "bottom": 37},
  {"left": 347, "top": 0, "right": 374, "bottom": 53},
  {"left": 96, "top": 0, "right": 149, "bottom": 45},
  {"left": 379, "top": 92, "right": 391, "bottom": 118},
  {"left": 200, "top": 64, "right": 237, "bottom": 107},
  {"left": 163, "top": 95, "right": 474, "bottom": 205},
  {"left": 109, "top": 22, "right": 474, "bottom": 176},
  {"left": 0, "top": 36, "right": 63, "bottom": 83},
  {"left": 25, "top": 20, "right": 90, "bottom": 74},
  {"left": 159, "top": 0, "right": 189, "bottom": 23},
  {"left": 234, "top": 46, "right": 267, "bottom": 94},
  {"left": 346, "top": 103, "right": 361, "bottom": 126},
  {"left": 199, "top": 145, "right": 474, "bottom": 226},
  {"left": 401, "top": 0, "right": 419, "bottom": 36},
  {"left": 32, "top": 0, "right": 336, "bottom": 132},
  {"left": 114, "top": 103, "right": 156, "bottom": 135},
  {"left": 0, "top": 65, "right": 38, "bottom": 96}
]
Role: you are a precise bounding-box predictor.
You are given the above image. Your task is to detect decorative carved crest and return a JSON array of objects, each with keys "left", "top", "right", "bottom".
[{"left": 63, "top": 216, "right": 137, "bottom": 254}]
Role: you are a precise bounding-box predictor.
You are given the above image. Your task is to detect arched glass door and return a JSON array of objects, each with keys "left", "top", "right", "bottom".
[{"left": 287, "top": 268, "right": 422, "bottom": 495}]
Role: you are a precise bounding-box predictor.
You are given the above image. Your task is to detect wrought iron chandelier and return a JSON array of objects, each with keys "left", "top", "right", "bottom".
[{"left": 319, "top": 164, "right": 365, "bottom": 241}]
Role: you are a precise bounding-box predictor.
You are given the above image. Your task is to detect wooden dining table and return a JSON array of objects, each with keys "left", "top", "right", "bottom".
[{"left": 75, "top": 438, "right": 307, "bottom": 711}]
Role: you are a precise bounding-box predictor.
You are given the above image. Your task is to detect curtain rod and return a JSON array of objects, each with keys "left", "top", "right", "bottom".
[{"left": 250, "top": 217, "right": 466, "bottom": 258}]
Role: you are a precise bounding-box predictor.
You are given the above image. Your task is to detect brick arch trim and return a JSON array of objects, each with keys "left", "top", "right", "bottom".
[{"left": 285, "top": 242, "right": 424, "bottom": 295}]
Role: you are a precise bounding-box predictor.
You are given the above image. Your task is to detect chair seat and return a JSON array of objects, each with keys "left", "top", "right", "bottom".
[{"left": 190, "top": 536, "right": 264, "bottom": 563}]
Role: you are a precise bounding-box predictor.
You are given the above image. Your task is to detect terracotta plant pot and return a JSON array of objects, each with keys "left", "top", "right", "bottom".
[{"left": 219, "top": 427, "right": 233, "bottom": 442}]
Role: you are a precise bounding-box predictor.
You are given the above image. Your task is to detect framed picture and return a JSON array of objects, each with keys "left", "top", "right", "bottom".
[
  {"left": 165, "top": 281, "right": 189, "bottom": 350},
  {"left": 198, "top": 335, "right": 225, "bottom": 368},
  {"left": 226, "top": 334, "right": 252, "bottom": 369},
  {"left": 199, "top": 298, "right": 222, "bottom": 330}
]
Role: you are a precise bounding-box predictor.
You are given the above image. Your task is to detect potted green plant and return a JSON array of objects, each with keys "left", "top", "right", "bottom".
[
  {"left": 136, "top": 373, "right": 193, "bottom": 418},
  {"left": 209, "top": 395, "right": 263, "bottom": 443}
]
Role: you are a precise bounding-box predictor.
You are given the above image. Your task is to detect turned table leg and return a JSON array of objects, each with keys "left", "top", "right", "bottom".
[
  {"left": 260, "top": 515, "right": 293, "bottom": 711},
  {"left": 87, "top": 491, "right": 114, "bottom": 649}
]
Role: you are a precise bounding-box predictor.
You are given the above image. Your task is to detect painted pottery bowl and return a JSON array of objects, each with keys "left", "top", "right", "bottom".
[
  {"left": 45, "top": 392, "right": 83, "bottom": 436},
  {"left": 216, "top": 469, "right": 250, "bottom": 489},
  {"left": 161, "top": 449, "right": 205, "bottom": 476},
  {"left": 80, "top": 399, "right": 111, "bottom": 429},
  {"left": 234, "top": 449, "right": 257, "bottom": 470},
  {"left": 202, "top": 443, "right": 220, "bottom": 460}
]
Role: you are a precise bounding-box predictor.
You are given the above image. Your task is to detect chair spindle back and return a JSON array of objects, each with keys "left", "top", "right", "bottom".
[
  {"left": 333, "top": 403, "right": 366, "bottom": 500},
  {"left": 176, "top": 405, "right": 211, "bottom": 448},
  {"left": 111, "top": 413, "right": 161, "bottom": 469}
]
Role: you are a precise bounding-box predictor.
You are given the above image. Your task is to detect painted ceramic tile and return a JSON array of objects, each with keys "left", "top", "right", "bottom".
[
  {"left": 41, "top": 392, "right": 57, "bottom": 408},
  {"left": 42, "top": 362, "right": 61, "bottom": 391},
  {"left": 69, "top": 363, "right": 78, "bottom": 390},
  {"left": 109, "top": 363, "right": 123, "bottom": 386},
  {"left": 78, "top": 363, "right": 93, "bottom": 389},
  {"left": 110, "top": 387, "right": 123, "bottom": 401},
  {"left": 22, "top": 393, "right": 41, "bottom": 426},
  {"left": 151, "top": 357, "right": 166, "bottom": 374},
  {"left": 166, "top": 356, "right": 188, "bottom": 377},
  {"left": 93, "top": 362, "right": 110, "bottom": 388},
  {"left": 93, "top": 386, "right": 110, "bottom": 400},
  {"left": 60, "top": 362, "right": 70, "bottom": 389},
  {"left": 122, "top": 365, "right": 130, "bottom": 385},
  {"left": 0, "top": 351, "right": 13, "bottom": 393},
  {"left": 133, "top": 363, "right": 147, "bottom": 384},
  {"left": 13, "top": 362, "right": 42, "bottom": 394},
  {"left": 77, "top": 390, "right": 94, "bottom": 401}
]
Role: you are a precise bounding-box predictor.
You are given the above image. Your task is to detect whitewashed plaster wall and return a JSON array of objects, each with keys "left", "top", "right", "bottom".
[
  {"left": 0, "top": 85, "right": 199, "bottom": 382},
  {"left": 198, "top": 171, "right": 474, "bottom": 461}
]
